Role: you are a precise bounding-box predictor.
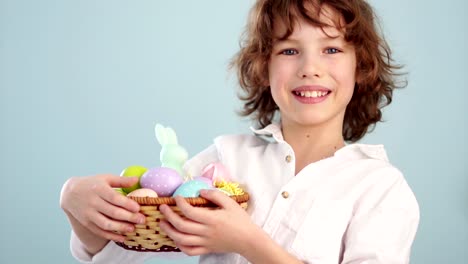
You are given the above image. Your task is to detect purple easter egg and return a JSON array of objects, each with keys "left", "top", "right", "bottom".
[
  {"left": 193, "top": 176, "right": 213, "bottom": 186},
  {"left": 140, "top": 167, "right": 183, "bottom": 196}
]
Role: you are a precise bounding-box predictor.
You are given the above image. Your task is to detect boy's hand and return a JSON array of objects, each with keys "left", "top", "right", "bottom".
[
  {"left": 60, "top": 175, "right": 146, "bottom": 242},
  {"left": 159, "top": 189, "right": 258, "bottom": 256}
]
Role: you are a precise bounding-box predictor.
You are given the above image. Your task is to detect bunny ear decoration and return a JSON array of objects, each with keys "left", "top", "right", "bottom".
[
  {"left": 155, "top": 123, "right": 168, "bottom": 146},
  {"left": 164, "top": 127, "right": 179, "bottom": 145},
  {"left": 155, "top": 123, "right": 180, "bottom": 146}
]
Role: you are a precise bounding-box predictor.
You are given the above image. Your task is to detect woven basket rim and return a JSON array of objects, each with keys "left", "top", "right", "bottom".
[{"left": 128, "top": 192, "right": 249, "bottom": 206}]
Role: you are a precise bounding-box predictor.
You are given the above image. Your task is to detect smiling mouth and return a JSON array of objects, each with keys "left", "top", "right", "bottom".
[{"left": 293, "top": 90, "right": 330, "bottom": 98}]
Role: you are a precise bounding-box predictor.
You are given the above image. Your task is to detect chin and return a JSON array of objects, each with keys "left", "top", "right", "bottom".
[
  {"left": 287, "top": 117, "right": 330, "bottom": 127},
  {"left": 283, "top": 112, "right": 343, "bottom": 129}
]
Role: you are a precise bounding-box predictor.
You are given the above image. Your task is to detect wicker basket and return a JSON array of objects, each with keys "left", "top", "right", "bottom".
[{"left": 115, "top": 193, "right": 250, "bottom": 252}]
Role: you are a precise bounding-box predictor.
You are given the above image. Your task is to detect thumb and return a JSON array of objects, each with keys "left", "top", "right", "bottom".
[
  {"left": 105, "top": 175, "right": 139, "bottom": 188},
  {"left": 199, "top": 189, "right": 237, "bottom": 209}
]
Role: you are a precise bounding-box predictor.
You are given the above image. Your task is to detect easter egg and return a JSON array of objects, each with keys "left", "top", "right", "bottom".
[
  {"left": 216, "top": 188, "right": 232, "bottom": 196},
  {"left": 120, "top": 165, "right": 148, "bottom": 193},
  {"left": 114, "top": 188, "right": 126, "bottom": 196},
  {"left": 193, "top": 176, "right": 213, "bottom": 186},
  {"left": 215, "top": 181, "right": 244, "bottom": 195},
  {"left": 127, "top": 188, "right": 158, "bottom": 198},
  {"left": 172, "top": 180, "right": 211, "bottom": 198},
  {"left": 140, "top": 167, "right": 183, "bottom": 196}
]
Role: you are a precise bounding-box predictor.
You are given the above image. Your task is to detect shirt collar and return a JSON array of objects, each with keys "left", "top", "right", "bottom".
[
  {"left": 250, "top": 123, "right": 389, "bottom": 162},
  {"left": 250, "top": 123, "right": 285, "bottom": 143},
  {"left": 335, "top": 143, "right": 389, "bottom": 162}
]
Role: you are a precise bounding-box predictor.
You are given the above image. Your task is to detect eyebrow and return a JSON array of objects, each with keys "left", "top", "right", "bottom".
[
  {"left": 272, "top": 38, "right": 298, "bottom": 44},
  {"left": 273, "top": 34, "right": 343, "bottom": 45}
]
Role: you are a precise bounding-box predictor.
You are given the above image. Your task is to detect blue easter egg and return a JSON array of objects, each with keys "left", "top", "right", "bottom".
[
  {"left": 193, "top": 176, "right": 213, "bottom": 186},
  {"left": 172, "top": 180, "right": 211, "bottom": 198}
]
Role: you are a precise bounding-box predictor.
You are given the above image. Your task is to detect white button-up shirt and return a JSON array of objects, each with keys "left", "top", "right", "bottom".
[{"left": 71, "top": 123, "right": 419, "bottom": 264}]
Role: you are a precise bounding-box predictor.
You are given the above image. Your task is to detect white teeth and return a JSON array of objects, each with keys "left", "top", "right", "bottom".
[{"left": 296, "top": 91, "right": 328, "bottom": 98}]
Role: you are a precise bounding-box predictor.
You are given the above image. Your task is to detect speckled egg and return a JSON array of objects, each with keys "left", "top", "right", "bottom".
[
  {"left": 172, "top": 180, "right": 211, "bottom": 198},
  {"left": 140, "top": 167, "right": 183, "bottom": 196}
]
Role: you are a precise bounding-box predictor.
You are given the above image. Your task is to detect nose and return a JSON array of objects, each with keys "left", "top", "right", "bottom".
[{"left": 297, "top": 54, "right": 323, "bottom": 79}]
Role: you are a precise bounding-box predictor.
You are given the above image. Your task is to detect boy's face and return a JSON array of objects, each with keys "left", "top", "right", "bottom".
[{"left": 268, "top": 5, "right": 356, "bottom": 133}]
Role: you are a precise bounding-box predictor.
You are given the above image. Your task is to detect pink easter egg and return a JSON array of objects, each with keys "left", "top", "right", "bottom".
[
  {"left": 127, "top": 188, "right": 158, "bottom": 198},
  {"left": 201, "top": 162, "right": 231, "bottom": 183},
  {"left": 140, "top": 167, "right": 183, "bottom": 196}
]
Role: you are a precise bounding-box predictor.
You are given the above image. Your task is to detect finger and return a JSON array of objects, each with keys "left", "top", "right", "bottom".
[
  {"left": 177, "top": 244, "right": 210, "bottom": 256},
  {"left": 172, "top": 196, "right": 214, "bottom": 224},
  {"left": 93, "top": 211, "right": 135, "bottom": 234},
  {"left": 159, "top": 204, "right": 207, "bottom": 235},
  {"left": 99, "top": 185, "right": 140, "bottom": 213},
  {"left": 95, "top": 198, "right": 146, "bottom": 224},
  {"left": 105, "top": 174, "right": 139, "bottom": 188},
  {"left": 86, "top": 220, "right": 128, "bottom": 243},
  {"left": 159, "top": 220, "right": 205, "bottom": 247},
  {"left": 199, "top": 189, "right": 238, "bottom": 210}
]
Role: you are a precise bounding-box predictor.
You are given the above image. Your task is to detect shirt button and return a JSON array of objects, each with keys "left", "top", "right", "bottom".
[
  {"left": 285, "top": 155, "right": 292, "bottom": 163},
  {"left": 281, "top": 191, "right": 289, "bottom": 199}
]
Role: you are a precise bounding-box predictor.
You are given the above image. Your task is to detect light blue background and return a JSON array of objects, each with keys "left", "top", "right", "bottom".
[{"left": 1, "top": 0, "right": 466, "bottom": 263}]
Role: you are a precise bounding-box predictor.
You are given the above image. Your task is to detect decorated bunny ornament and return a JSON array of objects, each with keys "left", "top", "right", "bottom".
[
  {"left": 155, "top": 123, "right": 189, "bottom": 179},
  {"left": 201, "top": 162, "right": 232, "bottom": 183}
]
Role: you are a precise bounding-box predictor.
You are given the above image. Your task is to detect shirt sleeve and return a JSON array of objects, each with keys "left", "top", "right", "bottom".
[
  {"left": 341, "top": 168, "right": 420, "bottom": 264},
  {"left": 70, "top": 231, "right": 189, "bottom": 263},
  {"left": 183, "top": 144, "right": 219, "bottom": 177},
  {"left": 70, "top": 231, "right": 152, "bottom": 264}
]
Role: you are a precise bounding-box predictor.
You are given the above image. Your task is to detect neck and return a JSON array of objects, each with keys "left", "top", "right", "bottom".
[{"left": 281, "top": 120, "right": 345, "bottom": 175}]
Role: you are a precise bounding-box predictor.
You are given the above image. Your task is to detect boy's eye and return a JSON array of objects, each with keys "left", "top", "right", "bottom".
[
  {"left": 280, "top": 49, "right": 298, "bottom": 55},
  {"left": 325, "top": 47, "right": 341, "bottom": 54}
]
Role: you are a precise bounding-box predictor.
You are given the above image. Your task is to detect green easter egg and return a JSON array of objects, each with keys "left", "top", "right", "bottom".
[
  {"left": 120, "top": 165, "right": 148, "bottom": 193},
  {"left": 114, "top": 188, "right": 127, "bottom": 196}
]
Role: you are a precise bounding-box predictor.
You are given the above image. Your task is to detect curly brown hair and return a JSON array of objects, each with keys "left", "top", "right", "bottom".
[{"left": 231, "top": 0, "right": 406, "bottom": 142}]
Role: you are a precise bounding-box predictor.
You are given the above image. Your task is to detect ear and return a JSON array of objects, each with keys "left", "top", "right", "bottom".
[
  {"left": 155, "top": 123, "right": 168, "bottom": 145},
  {"left": 164, "top": 127, "right": 179, "bottom": 145}
]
